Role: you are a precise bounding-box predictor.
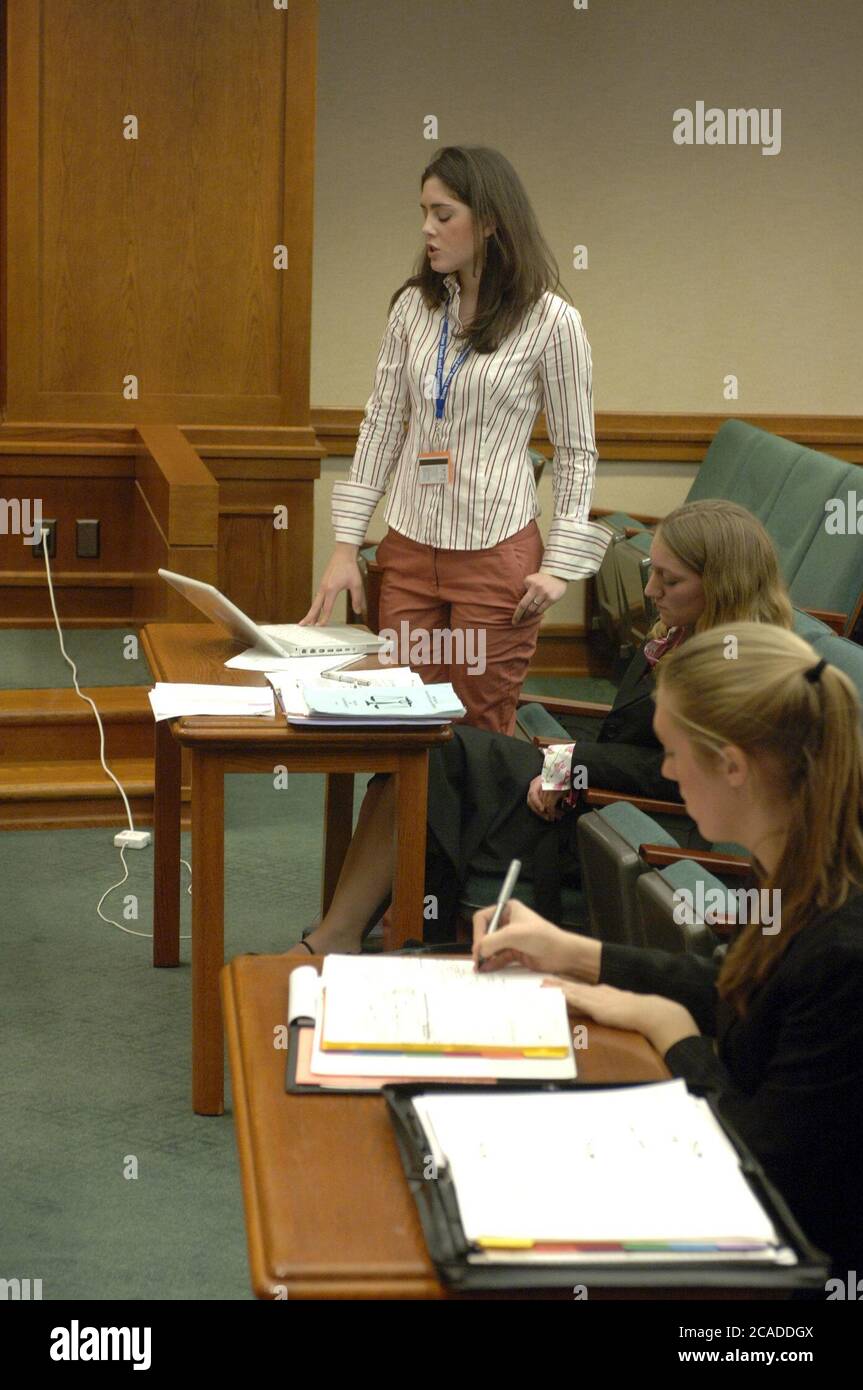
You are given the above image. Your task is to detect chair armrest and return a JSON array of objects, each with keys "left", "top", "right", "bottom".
[
  {"left": 639, "top": 843, "right": 750, "bottom": 939},
  {"left": 517, "top": 693, "right": 612, "bottom": 718},
  {"left": 802, "top": 607, "right": 846, "bottom": 636},
  {"left": 584, "top": 789, "right": 687, "bottom": 817},
  {"left": 639, "top": 843, "right": 751, "bottom": 877}
]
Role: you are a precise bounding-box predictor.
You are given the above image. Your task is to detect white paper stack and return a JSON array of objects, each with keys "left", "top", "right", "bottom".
[
  {"left": 305, "top": 956, "right": 576, "bottom": 1081},
  {"left": 148, "top": 683, "right": 276, "bottom": 721},
  {"left": 409, "top": 1082, "right": 795, "bottom": 1265}
]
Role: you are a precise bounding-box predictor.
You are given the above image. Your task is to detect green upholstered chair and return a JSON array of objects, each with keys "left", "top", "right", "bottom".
[
  {"left": 577, "top": 801, "right": 749, "bottom": 949},
  {"left": 575, "top": 802, "right": 678, "bottom": 946},
  {"left": 593, "top": 420, "right": 863, "bottom": 644},
  {"left": 686, "top": 421, "right": 863, "bottom": 632},
  {"left": 636, "top": 857, "right": 738, "bottom": 955}
]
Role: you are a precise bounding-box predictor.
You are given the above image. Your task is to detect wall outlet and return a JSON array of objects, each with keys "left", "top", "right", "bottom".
[
  {"left": 32, "top": 520, "right": 57, "bottom": 558},
  {"left": 76, "top": 519, "right": 100, "bottom": 558}
]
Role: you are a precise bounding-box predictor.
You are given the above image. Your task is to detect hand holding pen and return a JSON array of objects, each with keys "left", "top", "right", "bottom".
[
  {"left": 473, "top": 891, "right": 600, "bottom": 979},
  {"left": 474, "top": 858, "right": 520, "bottom": 970}
]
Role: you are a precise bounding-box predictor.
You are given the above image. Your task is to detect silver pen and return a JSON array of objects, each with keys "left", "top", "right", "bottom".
[
  {"left": 320, "top": 669, "right": 373, "bottom": 687},
  {"left": 485, "top": 858, "right": 522, "bottom": 937}
]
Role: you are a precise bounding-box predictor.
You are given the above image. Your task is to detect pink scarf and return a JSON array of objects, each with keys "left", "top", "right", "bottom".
[{"left": 643, "top": 625, "right": 686, "bottom": 668}]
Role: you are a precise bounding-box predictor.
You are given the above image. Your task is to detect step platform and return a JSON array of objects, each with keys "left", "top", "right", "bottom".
[{"left": 0, "top": 687, "right": 188, "bottom": 830}]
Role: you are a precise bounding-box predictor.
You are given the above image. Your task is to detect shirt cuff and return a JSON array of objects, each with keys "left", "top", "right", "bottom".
[
  {"left": 541, "top": 743, "right": 576, "bottom": 790},
  {"left": 331, "top": 481, "right": 384, "bottom": 546},
  {"left": 541, "top": 518, "right": 614, "bottom": 581}
]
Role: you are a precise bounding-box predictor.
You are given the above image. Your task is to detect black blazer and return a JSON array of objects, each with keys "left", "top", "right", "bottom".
[
  {"left": 564, "top": 652, "right": 681, "bottom": 804},
  {"left": 422, "top": 644, "right": 686, "bottom": 933},
  {"left": 600, "top": 890, "right": 863, "bottom": 1272}
]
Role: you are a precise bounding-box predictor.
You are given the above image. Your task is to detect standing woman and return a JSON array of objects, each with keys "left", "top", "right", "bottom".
[{"left": 303, "top": 146, "right": 610, "bottom": 734}]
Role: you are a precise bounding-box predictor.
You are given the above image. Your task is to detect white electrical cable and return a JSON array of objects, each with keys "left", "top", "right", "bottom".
[
  {"left": 95, "top": 848, "right": 192, "bottom": 938},
  {"left": 41, "top": 535, "right": 135, "bottom": 833},
  {"left": 95, "top": 843, "right": 137, "bottom": 936},
  {"left": 40, "top": 533, "right": 191, "bottom": 938}
]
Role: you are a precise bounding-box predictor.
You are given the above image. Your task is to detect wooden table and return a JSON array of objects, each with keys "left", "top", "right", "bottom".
[
  {"left": 221, "top": 953, "right": 671, "bottom": 1300},
  {"left": 140, "top": 623, "right": 452, "bottom": 1115}
]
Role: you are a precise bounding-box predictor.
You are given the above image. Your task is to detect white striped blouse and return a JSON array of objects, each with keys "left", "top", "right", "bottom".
[{"left": 331, "top": 272, "right": 610, "bottom": 580}]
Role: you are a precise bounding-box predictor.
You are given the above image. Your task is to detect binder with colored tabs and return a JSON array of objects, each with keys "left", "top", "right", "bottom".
[
  {"left": 287, "top": 956, "right": 577, "bottom": 1089},
  {"left": 384, "top": 1080, "right": 831, "bottom": 1293}
]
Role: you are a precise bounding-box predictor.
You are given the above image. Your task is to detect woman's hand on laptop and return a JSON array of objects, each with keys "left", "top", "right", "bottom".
[{"left": 301, "top": 544, "right": 365, "bottom": 625}]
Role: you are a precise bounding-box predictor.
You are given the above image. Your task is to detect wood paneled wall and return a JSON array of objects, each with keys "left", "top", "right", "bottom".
[
  {"left": 0, "top": 0, "right": 322, "bottom": 624},
  {"left": 313, "top": 410, "right": 863, "bottom": 465},
  {"left": 0, "top": 424, "right": 318, "bottom": 625},
  {"left": 3, "top": 0, "right": 317, "bottom": 425},
  {"left": 0, "top": 426, "right": 221, "bottom": 625}
]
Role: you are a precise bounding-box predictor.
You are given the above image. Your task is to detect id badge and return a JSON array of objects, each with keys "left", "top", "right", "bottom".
[{"left": 417, "top": 451, "right": 453, "bottom": 487}]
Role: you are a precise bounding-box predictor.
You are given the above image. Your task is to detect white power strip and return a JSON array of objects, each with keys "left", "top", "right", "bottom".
[{"left": 114, "top": 829, "right": 152, "bottom": 850}]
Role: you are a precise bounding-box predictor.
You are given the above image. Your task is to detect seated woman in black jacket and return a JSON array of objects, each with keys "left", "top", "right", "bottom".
[
  {"left": 294, "top": 500, "right": 792, "bottom": 953},
  {"left": 474, "top": 623, "right": 863, "bottom": 1275}
]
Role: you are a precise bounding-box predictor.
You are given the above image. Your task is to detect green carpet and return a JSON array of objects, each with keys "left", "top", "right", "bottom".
[
  {"left": 0, "top": 628, "right": 152, "bottom": 689},
  {"left": 1, "top": 773, "right": 358, "bottom": 1301}
]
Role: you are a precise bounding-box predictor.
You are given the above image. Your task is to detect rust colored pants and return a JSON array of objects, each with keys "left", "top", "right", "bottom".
[{"left": 375, "top": 521, "right": 544, "bottom": 735}]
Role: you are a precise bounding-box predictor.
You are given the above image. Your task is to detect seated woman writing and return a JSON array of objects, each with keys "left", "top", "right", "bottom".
[
  {"left": 474, "top": 623, "right": 863, "bottom": 1274},
  {"left": 293, "top": 499, "right": 792, "bottom": 953}
]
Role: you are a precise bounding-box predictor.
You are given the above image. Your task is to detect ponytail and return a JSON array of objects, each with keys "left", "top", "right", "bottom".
[{"left": 655, "top": 624, "right": 863, "bottom": 1013}]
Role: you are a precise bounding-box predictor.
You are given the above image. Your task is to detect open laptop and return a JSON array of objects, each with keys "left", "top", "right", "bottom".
[{"left": 158, "top": 569, "right": 385, "bottom": 659}]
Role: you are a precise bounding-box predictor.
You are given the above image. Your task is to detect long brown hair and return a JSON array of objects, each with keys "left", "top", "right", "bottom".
[
  {"left": 389, "top": 145, "right": 569, "bottom": 353},
  {"left": 655, "top": 623, "right": 863, "bottom": 1014},
  {"left": 649, "top": 499, "right": 793, "bottom": 640}
]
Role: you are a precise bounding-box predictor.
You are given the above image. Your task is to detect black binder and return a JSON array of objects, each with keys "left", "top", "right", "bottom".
[{"left": 384, "top": 1081, "right": 831, "bottom": 1294}]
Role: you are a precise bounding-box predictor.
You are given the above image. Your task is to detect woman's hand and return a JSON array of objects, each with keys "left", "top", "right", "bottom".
[
  {"left": 473, "top": 899, "right": 601, "bottom": 982},
  {"left": 542, "top": 980, "right": 700, "bottom": 1054},
  {"left": 512, "top": 571, "right": 567, "bottom": 624},
  {"left": 526, "top": 774, "right": 566, "bottom": 821},
  {"left": 301, "top": 543, "right": 365, "bottom": 625}
]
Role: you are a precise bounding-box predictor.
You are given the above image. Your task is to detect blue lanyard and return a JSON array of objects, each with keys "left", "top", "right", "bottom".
[{"left": 434, "top": 303, "right": 471, "bottom": 420}]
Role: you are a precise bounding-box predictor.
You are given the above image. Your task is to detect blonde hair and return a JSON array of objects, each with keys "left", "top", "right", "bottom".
[
  {"left": 650, "top": 500, "right": 793, "bottom": 638},
  {"left": 655, "top": 623, "right": 863, "bottom": 1013}
]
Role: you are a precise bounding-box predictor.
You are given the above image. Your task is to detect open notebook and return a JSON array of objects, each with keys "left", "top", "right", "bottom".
[
  {"left": 286, "top": 957, "right": 577, "bottom": 1090},
  {"left": 403, "top": 1082, "right": 797, "bottom": 1266}
]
